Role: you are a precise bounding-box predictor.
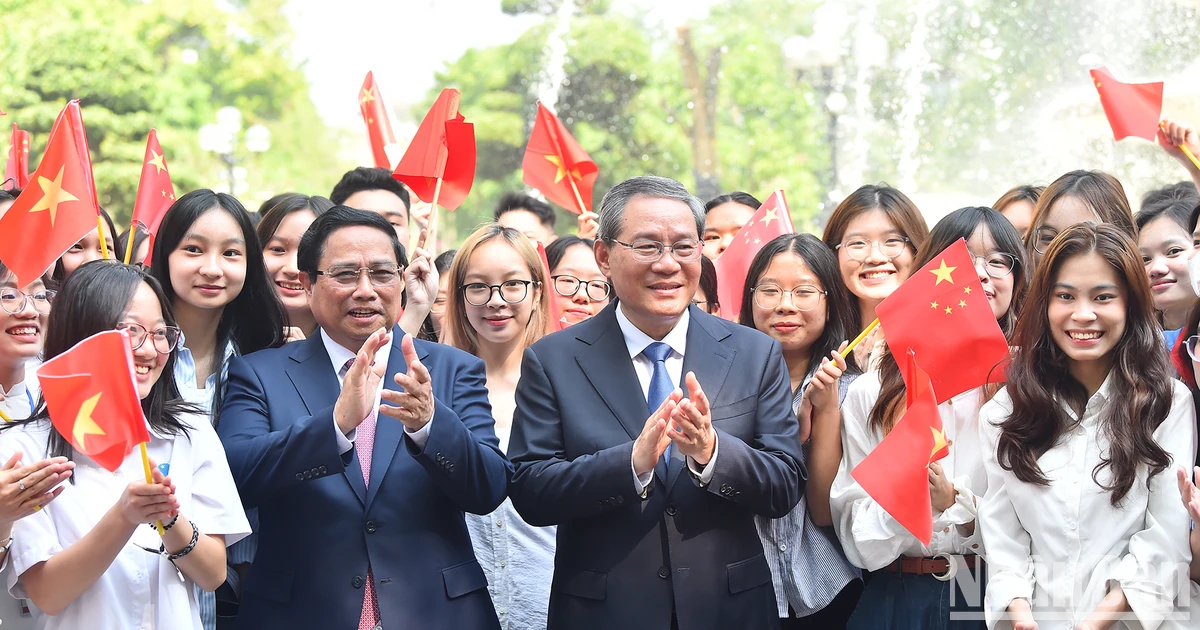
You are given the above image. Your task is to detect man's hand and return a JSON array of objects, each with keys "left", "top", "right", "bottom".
[
  {"left": 333, "top": 328, "right": 390, "bottom": 434},
  {"left": 668, "top": 372, "right": 716, "bottom": 466},
  {"left": 632, "top": 389, "right": 682, "bottom": 475},
  {"left": 380, "top": 334, "right": 435, "bottom": 431}
]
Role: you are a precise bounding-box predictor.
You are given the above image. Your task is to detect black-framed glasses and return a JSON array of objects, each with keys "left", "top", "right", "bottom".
[
  {"left": 751, "top": 284, "right": 826, "bottom": 311},
  {"left": 967, "top": 249, "right": 1017, "bottom": 278},
  {"left": 610, "top": 239, "right": 702, "bottom": 263},
  {"left": 552, "top": 275, "right": 611, "bottom": 301},
  {"left": 314, "top": 266, "right": 403, "bottom": 288},
  {"left": 835, "top": 236, "right": 911, "bottom": 261},
  {"left": 461, "top": 280, "right": 537, "bottom": 306},
  {"left": 0, "top": 288, "right": 55, "bottom": 315},
  {"left": 116, "top": 322, "right": 181, "bottom": 355}
]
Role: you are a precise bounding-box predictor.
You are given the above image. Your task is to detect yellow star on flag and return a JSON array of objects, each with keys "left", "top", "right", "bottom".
[
  {"left": 944, "top": 306, "right": 953, "bottom": 315},
  {"left": 544, "top": 154, "right": 582, "bottom": 184},
  {"left": 930, "top": 426, "right": 949, "bottom": 460},
  {"left": 930, "top": 301, "right": 938, "bottom": 309},
  {"left": 758, "top": 207, "right": 779, "bottom": 226},
  {"left": 963, "top": 286, "right": 972, "bottom": 295},
  {"left": 28, "top": 165, "right": 80, "bottom": 227},
  {"left": 360, "top": 88, "right": 375, "bottom": 106},
  {"left": 146, "top": 149, "right": 166, "bottom": 175},
  {"left": 930, "top": 259, "right": 956, "bottom": 285},
  {"left": 958, "top": 300, "right": 966, "bottom": 308},
  {"left": 73, "top": 392, "right": 107, "bottom": 450}
]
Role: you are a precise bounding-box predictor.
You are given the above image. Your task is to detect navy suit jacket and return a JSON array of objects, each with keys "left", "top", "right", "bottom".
[
  {"left": 507, "top": 304, "right": 805, "bottom": 630},
  {"left": 217, "top": 326, "right": 511, "bottom": 630}
]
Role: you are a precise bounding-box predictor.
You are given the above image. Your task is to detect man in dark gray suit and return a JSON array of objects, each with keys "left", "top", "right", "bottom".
[{"left": 507, "top": 176, "right": 805, "bottom": 630}]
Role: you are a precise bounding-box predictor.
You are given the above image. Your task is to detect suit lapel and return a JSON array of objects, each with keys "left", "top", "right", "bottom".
[
  {"left": 575, "top": 305, "right": 647, "bottom": 442},
  {"left": 667, "top": 307, "right": 734, "bottom": 490},
  {"left": 365, "top": 326, "right": 426, "bottom": 508}
]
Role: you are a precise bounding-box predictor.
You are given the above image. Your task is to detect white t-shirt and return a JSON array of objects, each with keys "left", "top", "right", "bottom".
[{"left": 0, "top": 412, "right": 250, "bottom": 630}]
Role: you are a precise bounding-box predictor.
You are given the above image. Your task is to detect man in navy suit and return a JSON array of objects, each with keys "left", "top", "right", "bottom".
[
  {"left": 507, "top": 176, "right": 806, "bottom": 630},
  {"left": 217, "top": 206, "right": 510, "bottom": 630}
]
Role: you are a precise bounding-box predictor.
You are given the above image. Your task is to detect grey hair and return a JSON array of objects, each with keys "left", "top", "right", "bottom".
[{"left": 596, "top": 176, "right": 706, "bottom": 242}]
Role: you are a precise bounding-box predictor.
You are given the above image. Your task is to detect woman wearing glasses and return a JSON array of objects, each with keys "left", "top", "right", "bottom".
[
  {"left": 832, "top": 207, "right": 1027, "bottom": 629},
  {"left": 740, "top": 233, "right": 864, "bottom": 628},
  {"left": 0, "top": 262, "right": 249, "bottom": 629},
  {"left": 441, "top": 224, "right": 555, "bottom": 630},
  {"left": 822, "top": 185, "right": 929, "bottom": 369},
  {"left": 545, "top": 236, "right": 611, "bottom": 327},
  {"left": 1025, "top": 170, "right": 1136, "bottom": 268}
]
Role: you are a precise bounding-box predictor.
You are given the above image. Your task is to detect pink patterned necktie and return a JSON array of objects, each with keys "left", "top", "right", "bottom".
[{"left": 341, "top": 358, "right": 380, "bottom": 629}]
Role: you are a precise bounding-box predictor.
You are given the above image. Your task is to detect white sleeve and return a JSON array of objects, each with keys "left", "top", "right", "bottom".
[{"left": 187, "top": 419, "right": 252, "bottom": 547}]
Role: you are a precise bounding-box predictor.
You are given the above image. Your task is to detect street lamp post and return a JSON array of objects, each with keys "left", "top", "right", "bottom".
[{"left": 198, "top": 106, "right": 271, "bottom": 196}]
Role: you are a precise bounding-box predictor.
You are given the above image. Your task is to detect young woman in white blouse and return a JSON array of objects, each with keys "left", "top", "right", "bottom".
[
  {"left": 831, "top": 207, "right": 1028, "bottom": 629},
  {"left": 0, "top": 262, "right": 250, "bottom": 630},
  {"left": 979, "top": 222, "right": 1196, "bottom": 630},
  {"left": 440, "top": 224, "right": 555, "bottom": 630}
]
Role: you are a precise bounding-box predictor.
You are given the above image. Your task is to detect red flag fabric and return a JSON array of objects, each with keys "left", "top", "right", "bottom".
[
  {"left": 851, "top": 349, "right": 947, "bottom": 545},
  {"left": 521, "top": 102, "right": 598, "bottom": 214},
  {"left": 393, "top": 88, "right": 475, "bottom": 212},
  {"left": 536, "top": 240, "right": 565, "bottom": 332},
  {"left": 359, "top": 71, "right": 398, "bottom": 169},
  {"left": 37, "top": 330, "right": 150, "bottom": 472},
  {"left": 1089, "top": 66, "right": 1163, "bottom": 142},
  {"left": 713, "top": 190, "right": 795, "bottom": 320},
  {"left": 0, "top": 101, "right": 100, "bottom": 286},
  {"left": 876, "top": 238, "right": 1009, "bottom": 403},
  {"left": 131, "top": 129, "right": 175, "bottom": 264},
  {"left": 4, "top": 124, "right": 31, "bottom": 190}
]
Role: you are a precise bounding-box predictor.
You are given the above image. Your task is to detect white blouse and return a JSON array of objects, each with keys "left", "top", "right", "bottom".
[
  {"left": 830, "top": 372, "right": 988, "bottom": 571},
  {"left": 0, "top": 412, "right": 250, "bottom": 630},
  {"left": 978, "top": 375, "right": 1196, "bottom": 630}
]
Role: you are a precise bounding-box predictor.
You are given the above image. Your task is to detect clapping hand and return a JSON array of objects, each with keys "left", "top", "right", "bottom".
[
  {"left": 0, "top": 453, "right": 74, "bottom": 524},
  {"left": 380, "top": 334, "right": 435, "bottom": 431},
  {"left": 334, "top": 328, "right": 390, "bottom": 434},
  {"left": 667, "top": 372, "right": 716, "bottom": 466}
]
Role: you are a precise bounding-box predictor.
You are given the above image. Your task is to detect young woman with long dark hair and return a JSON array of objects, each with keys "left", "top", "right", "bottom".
[{"left": 256, "top": 192, "right": 334, "bottom": 341}]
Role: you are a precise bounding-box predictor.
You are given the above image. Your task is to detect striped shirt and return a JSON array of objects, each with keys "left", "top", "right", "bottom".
[{"left": 755, "top": 372, "right": 861, "bottom": 618}]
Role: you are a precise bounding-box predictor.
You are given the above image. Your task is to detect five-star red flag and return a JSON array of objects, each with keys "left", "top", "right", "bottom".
[
  {"left": 522, "top": 102, "right": 598, "bottom": 214},
  {"left": 131, "top": 129, "right": 175, "bottom": 265},
  {"left": 359, "top": 71, "right": 398, "bottom": 169},
  {"left": 393, "top": 88, "right": 475, "bottom": 212},
  {"left": 0, "top": 101, "right": 101, "bottom": 286},
  {"left": 4, "top": 123, "right": 31, "bottom": 190},
  {"left": 536, "top": 240, "right": 564, "bottom": 332},
  {"left": 713, "top": 190, "right": 794, "bottom": 320},
  {"left": 851, "top": 348, "right": 948, "bottom": 545},
  {"left": 37, "top": 330, "right": 150, "bottom": 472},
  {"left": 876, "top": 238, "right": 1009, "bottom": 403},
  {"left": 1089, "top": 66, "right": 1163, "bottom": 142}
]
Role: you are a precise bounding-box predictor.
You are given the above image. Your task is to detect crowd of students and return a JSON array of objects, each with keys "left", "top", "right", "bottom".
[{"left": 0, "top": 118, "right": 1197, "bottom": 630}]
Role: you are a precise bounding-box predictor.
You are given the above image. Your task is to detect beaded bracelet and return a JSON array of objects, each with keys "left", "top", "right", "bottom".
[
  {"left": 167, "top": 520, "right": 200, "bottom": 561},
  {"left": 149, "top": 514, "right": 180, "bottom": 533}
]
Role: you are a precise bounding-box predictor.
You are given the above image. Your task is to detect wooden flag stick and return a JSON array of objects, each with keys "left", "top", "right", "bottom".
[
  {"left": 96, "top": 215, "right": 111, "bottom": 260},
  {"left": 427, "top": 177, "right": 442, "bottom": 251},
  {"left": 567, "top": 176, "right": 587, "bottom": 216},
  {"left": 139, "top": 442, "right": 165, "bottom": 535},
  {"left": 841, "top": 318, "right": 880, "bottom": 359},
  {"left": 122, "top": 222, "right": 137, "bottom": 265}
]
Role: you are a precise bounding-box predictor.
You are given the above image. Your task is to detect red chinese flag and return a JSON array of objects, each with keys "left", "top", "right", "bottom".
[
  {"left": 521, "top": 102, "right": 598, "bottom": 214},
  {"left": 393, "top": 88, "right": 475, "bottom": 212},
  {"left": 131, "top": 129, "right": 175, "bottom": 264},
  {"left": 536, "top": 240, "right": 564, "bottom": 332},
  {"left": 713, "top": 190, "right": 794, "bottom": 320},
  {"left": 1089, "top": 66, "right": 1163, "bottom": 142},
  {"left": 0, "top": 101, "right": 100, "bottom": 286},
  {"left": 851, "top": 349, "right": 948, "bottom": 545},
  {"left": 359, "top": 71, "right": 398, "bottom": 169},
  {"left": 4, "top": 124, "right": 31, "bottom": 190},
  {"left": 876, "top": 238, "right": 1009, "bottom": 403},
  {"left": 37, "top": 330, "right": 150, "bottom": 472}
]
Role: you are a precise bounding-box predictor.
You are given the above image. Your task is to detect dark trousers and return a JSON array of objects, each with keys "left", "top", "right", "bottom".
[
  {"left": 780, "top": 578, "right": 864, "bottom": 630},
  {"left": 845, "top": 561, "right": 987, "bottom": 630}
]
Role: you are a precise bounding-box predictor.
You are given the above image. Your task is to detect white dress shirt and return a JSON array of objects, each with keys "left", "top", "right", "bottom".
[
  {"left": 0, "top": 367, "right": 39, "bottom": 421},
  {"left": 0, "top": 413, "right": 251, "bottom": 630},
  {"left": 829, "top": 372, "right": 987, "bottom": 571},
  {"left": 978, "top": 375, "right": 1196, "bottom": 630},
  {"left": 173, "top": 336, "right": 236, "bottom": 419},
  {"left": 319, "top": 329, "right": 431, "bottom": 453},
  {"left": 614, "top": 305, "right": 718, "bottom": 490}
]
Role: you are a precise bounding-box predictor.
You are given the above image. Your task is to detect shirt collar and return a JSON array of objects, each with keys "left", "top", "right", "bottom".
[
  {"left": 320, "top": 328, "right": 392, "bottom": 378},
  {"left": 1061, "top": 368, "right": 1115, "bottom": 424},
  {"left": 614, "top": 303, "right": 689, "bottom": 360}
]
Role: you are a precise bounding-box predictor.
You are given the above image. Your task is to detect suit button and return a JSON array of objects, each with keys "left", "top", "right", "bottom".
[
  {"left": 666, "top": 504, "right": 677, "bottom": 516},
  {"left": 311, "top": 467, "right": 319, "bottom": 476},
  {"left": 436, "top": 452, "right": 444, "bottom": 462},
  {"left": 720, "top": 484, "right": 732, "bottom": 493},
  {"left": 366, "top": 521, "right": 377, "bottom": 534},
  {"left": 319, "top": 465, "right": 327, "bottom": 474},
  {"left": 658, "top": 567, "right": 669, "bottom": 579},
  {"left": 351, "top": 576, "right": 364, "bottom": 589},
  {"left": 295, "top": 473, "right": 303, "bottom": 481},
  {"left": 615, "top": 495, "right": 623, "bottom": 505},
  {"left": 303, "top": 470, "right": 312, "bottom": 479}
]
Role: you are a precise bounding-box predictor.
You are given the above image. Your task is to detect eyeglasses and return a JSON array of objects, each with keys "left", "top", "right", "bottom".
[
  {"left": 967, "top": 249, "right": 1018, "bottom": 278},
  {"left": 552, "top": 275, "right": 611, "bottom": 301},
  {"left": 1186, "top": 336, "right": 1200, "bottom": 362},
  {"left": 835, "top": 236, "right": 911, "bottom": 261},
  {"left": 752, "top": 284, "right": 826, "bottom": 311},
  {"left": 314, "top": 266, "right": 403, "bottom": 288},
  {"left": 0, "top": 288, "right": 55, "bottom": 315},
  {"left": 1032, "top": 227, "right": 1060, "bottom": 254},
  {"left": 610, "top": 239, "right": 702, "bottom": 263},
  {"left": 462, "top": 280, "right": 537, "bottom": 306},
  {"left": 116, "top": 322, "right": 181, "bottom": 355}
]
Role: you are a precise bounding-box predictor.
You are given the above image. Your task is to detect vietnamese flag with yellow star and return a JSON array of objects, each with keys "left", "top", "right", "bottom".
[
  {"left": 0, "top": 101, "right": 101, "bottom": 286},
  {"left": 37, "top": 330, "right": 150, "bottom": 473},
  {"left": 522, "top": 101, "right": 598, "bottom": 214},
  {"left": 713, "top": 189, "right": 794, "bottom": 320},
  {"left": 4, "top": 123, "right": 31, "bottom": 190},
  {"left": 851, "top": 348, "right": 948, "bottom": 545},
  {"left": 876, "top": 238, "right": 1009, "bottom": 403},
  {"left": 392, "top": 88, "right": 475, "bottom": 212},
  {"left": 130, "top": 129, "right": 175, "bottom": 265},
  {"left": 359, "top": 71, "right": 398, "bottom": 169},
  {"left": 1089, "top": 66, "right": 1163, "bottom": 142}
]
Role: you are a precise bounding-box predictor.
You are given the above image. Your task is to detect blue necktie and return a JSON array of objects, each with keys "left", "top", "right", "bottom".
[{"left": 642, "top": 342, "right": 674, "bottom": 463}]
